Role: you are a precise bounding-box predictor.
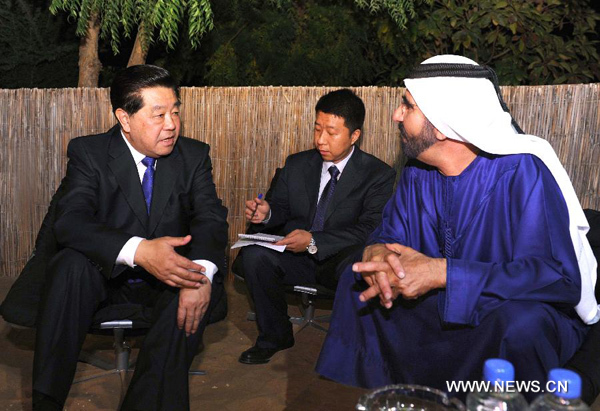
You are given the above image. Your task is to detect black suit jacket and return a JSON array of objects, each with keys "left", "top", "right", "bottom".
[
  {"left": 261, "top": 147, "right": 395, "bottom": 286},
  {"left": 0, "top": 125, "right": 228, "bottom": 326},
  {"left": 53, "top": 125, "right": 229, "bottom": 280}
]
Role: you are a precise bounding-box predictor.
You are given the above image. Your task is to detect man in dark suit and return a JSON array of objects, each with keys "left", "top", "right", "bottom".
[
  {"left": 32, "top": 65, "right": 228, "bottom": 410},
  {"left": 238, "top": 89, "right": 395, "bottom": 364}
]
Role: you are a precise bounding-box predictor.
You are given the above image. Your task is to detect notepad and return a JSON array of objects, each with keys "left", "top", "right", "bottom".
[
  {"left": 238, "top": 233, "right": 284, "bottom": 243},
  {"left": 231, "top": 233, "right": 286, "bottom": 252}
]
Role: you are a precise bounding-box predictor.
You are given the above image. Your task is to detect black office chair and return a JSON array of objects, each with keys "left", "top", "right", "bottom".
[
  {"left": 73, "top": 318, "right": 146, "bottom": 404},
  {"left": 73, "top": 303, "right": 153, "bottom": 387},
  {"left": 232, "top": 266, "right": 336, "bottom": 334},
  {"left": 1, "top": 180, "right": 225, "bottom": 409}
]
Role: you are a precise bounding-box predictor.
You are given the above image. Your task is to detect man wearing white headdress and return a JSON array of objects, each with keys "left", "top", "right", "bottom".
[{"left": 316, "top": 55, "right": 598, "bottom": 399}]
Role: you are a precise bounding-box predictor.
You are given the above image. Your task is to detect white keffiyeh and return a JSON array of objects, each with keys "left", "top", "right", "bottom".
[{"left": 404, "top": 54, "right": 599, "bottom": 324}]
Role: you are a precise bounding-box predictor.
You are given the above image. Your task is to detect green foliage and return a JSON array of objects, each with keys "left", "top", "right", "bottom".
[
  {"left": 49, "top": 0, "right": 214, "bottom": 55},
  {"left": 205, "top": 42, "right": 238, "bottom": 85},
  {"left": 354, "top": 0, "right": 432, "bottom": 28},
  {"left": 0, "top": 0, "right": 78, "bottom": 88},
  {"left": 188, "top": 0, "right": 214, "bottom": 45},
  {"left": 162, "top": 0, "right": 600, "bottom": 86},
  {"left": 5, "top": 0, "right": 598, "bottom": 87},
  {"left": 203, "top": 0, "right": 385, "bottom": 86},
  {"left": 405, "top": 0, "right": 600, "bottom": 84},
  {"left": 268, "top": 0, "right": 432, "bottom": 28}
]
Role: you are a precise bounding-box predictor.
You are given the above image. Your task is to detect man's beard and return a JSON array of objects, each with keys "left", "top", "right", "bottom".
[{"left": 398, "top": 119, "right": 438, "bottom": 159}]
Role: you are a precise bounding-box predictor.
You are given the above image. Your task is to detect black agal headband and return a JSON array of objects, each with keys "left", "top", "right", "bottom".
[{"left": 406, "top": 63, "right": 524, "bottom": 134}]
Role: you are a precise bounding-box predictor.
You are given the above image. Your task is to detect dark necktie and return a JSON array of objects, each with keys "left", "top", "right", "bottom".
[
  {"left": 310, "top": 165, "right": 340, "bottom": 232},
  {"left": 129, "top": 156, "right": 155, "bottom": 284},
  {"left": 141, "top": 156, "right": 155, "bottom": 214}
]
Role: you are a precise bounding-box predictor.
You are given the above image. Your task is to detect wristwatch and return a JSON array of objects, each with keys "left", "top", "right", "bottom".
[{"left": 307, "top": 237, "right": 318, "bottom": 255}]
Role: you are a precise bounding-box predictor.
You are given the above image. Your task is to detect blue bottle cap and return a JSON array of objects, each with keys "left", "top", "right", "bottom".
[
  {"left": 547, "top": 369, "right": 581, "bottom": 399},
  {"left": 483, "top": 358, "right": 515, "bottom": 383}
]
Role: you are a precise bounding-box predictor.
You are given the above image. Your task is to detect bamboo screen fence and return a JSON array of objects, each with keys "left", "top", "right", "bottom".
[{"left": 1, "top": 85, "right": 599, "bottom": 279}]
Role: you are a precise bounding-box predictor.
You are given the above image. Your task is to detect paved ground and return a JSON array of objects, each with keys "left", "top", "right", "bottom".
[
  {"left": 0, "top": 277, "right": 598, "bottom": 411},
  {"left": 0, "top": 278, "right": 367, "bottom": 410}
]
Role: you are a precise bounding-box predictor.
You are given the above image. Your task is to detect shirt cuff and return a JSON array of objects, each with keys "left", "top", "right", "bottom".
[
  {"left": 192, "top": 259, "right": 218, "bottom": 283},
  {"left": 261, "top": 209, "right": 272, "bottom": 224},
  {"left": 116, "top": 236, "right": 145, "bottom": 268}
]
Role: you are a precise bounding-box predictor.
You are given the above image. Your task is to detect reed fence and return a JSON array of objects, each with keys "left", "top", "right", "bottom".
[{"left": 1, "top": 85, "right": 599, "bottom": 279}]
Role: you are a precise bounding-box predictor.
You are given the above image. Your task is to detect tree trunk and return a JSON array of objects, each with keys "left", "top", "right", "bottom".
[
  {"left": 128, "top": 28, "right": 149, "bottom": 67},
  {"left": 77, "top": 14, "right": 102, "bottom": 87}
]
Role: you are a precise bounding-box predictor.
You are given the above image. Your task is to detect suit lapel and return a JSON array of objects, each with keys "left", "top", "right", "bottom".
[
  {"left": 305, "top": 150, "right": 323, "bottom": 226},
  {"left": 148, "top": 145, "right": 180, "bottom": 235},
  {"left": 324, "top": 147, "right": 362, "bottom": 222},
  {"left": 107, "top": 127, "right": 149, "bottom": 228}
]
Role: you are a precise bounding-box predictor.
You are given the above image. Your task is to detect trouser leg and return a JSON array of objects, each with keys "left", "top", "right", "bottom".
[
  {"left": 33, "top": 248, "right": 108, "bottom": 406},
  {"left": 483, "top": 302, "right": 587, "bottom": 402},
  {"left": 318, "top": 280, "right": 587, "bottom": 403},
  {"left": 565, "top": 320, "right": 600, "bottom": 405},
  {"left": 120, "top": 283, "right": 223, "bottom": 411},
  {"left": 240, "top": 246, "right": 316, "bottom": 349}
]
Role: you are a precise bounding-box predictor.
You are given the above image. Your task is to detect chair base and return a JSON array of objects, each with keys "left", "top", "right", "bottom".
[
  {"left": 244, "top": 286, "right": 333, "bottom": 334},
  {"left": 237, "top": 268, "right": 335, "bottom": 334},
  {"left": 75, "top": 323, "right": 206, "bottom": 404},
  {"left": 289, "top": 293, "right": 331, "bottom": 334}
]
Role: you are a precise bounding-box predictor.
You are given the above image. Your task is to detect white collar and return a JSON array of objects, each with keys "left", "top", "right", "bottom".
[
  {"left": 322, "top": 146, "right": 355, "bottom": 175},
  {"left": 121, "top": 130, "right": 147, "bottom": 165}
]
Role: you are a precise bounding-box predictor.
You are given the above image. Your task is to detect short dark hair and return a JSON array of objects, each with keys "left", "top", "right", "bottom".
[
  {"left": 110, "top": 65, "right": 180, "bottom": 115},
  {"left": 315, "top": 89, "right": 365, "bottom": 134}
]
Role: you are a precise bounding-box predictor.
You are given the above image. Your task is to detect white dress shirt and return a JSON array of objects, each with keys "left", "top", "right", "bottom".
[{"left": 115, "top": 132, "right": 218, "bottom": 283}]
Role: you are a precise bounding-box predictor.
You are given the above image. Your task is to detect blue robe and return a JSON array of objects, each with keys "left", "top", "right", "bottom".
[{"left": 316, "top": 152, "right": 587, "bottom": 399}]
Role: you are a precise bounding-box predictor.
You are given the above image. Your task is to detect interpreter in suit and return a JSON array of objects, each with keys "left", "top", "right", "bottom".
[
  {"left": 32, "top": 65, "right": 228, "bottom": 411},
  {"left": 238, "top": 89, "right": 396, "bottom": 365}
]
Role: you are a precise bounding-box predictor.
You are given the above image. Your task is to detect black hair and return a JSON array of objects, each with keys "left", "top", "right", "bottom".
[
  {"left": 110, "top": 64, "right": 180, "bottom": 115},
  {"left": 315, "top": 89, "right": 365, "bottom": 134}
]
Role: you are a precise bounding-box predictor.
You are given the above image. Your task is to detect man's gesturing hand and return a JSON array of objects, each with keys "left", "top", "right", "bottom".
[
  {"left": 354, "top": 244, "right": 404, "bottom": 308},
  {"left": 384, "top": 243, "right": 446, "bottom": 300},
  {"left": 134, "top": 235, "right": 206, "bottom": 288},
  {"left": 178, "top": 281, "right": 211, "bottom": 336}
]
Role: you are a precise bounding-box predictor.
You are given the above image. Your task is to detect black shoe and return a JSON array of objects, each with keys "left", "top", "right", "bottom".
[{"left": 238, "top": 342, "right": 294, "bottom": 364}]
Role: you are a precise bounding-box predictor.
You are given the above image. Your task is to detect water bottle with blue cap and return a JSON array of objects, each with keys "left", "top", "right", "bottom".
[
  {"left": 466, "top": 358, "right": 528, "bottom": 411},
  {"left": 529, "top": 369, "right": 589, "bottom": 411}
]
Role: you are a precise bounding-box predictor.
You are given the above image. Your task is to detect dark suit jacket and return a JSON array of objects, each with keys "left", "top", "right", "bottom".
[
  {"left": 0, "top": 125, "right": 228, "bottom": 326},
  {"left": 53, "top": 125, "right": 229, "bottom": 279},
  {"left": 261, "top": 147, "right": 395, "bottom": 286}
]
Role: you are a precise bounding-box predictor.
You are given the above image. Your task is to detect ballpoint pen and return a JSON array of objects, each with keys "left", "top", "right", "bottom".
[{"left": 249, "top": 193, "right": 264, "bottom": 221}]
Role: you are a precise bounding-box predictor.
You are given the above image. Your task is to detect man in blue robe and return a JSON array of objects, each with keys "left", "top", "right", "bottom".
[{"left": 316, "top": 55, "right": 599, "bottom": 400}]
